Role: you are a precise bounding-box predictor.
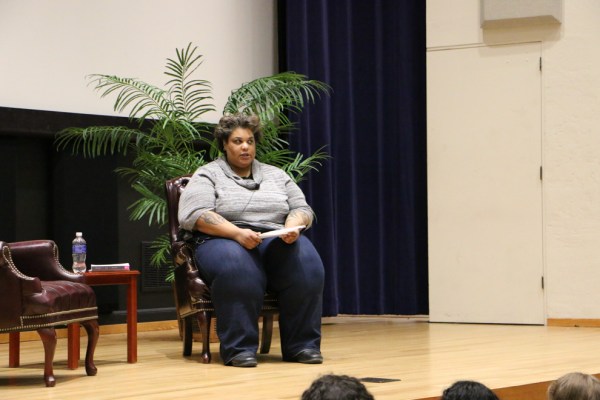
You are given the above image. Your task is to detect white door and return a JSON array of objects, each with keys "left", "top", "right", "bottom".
[{"left": 427, "top": 43, "right": 544, "bottom": 324}]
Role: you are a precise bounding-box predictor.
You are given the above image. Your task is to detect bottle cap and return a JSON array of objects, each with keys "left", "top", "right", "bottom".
[{"left": 76, "top": 232, "right": 82, "bottom": 236}]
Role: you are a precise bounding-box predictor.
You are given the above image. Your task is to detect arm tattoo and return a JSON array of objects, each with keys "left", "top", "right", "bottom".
[
  {"left": 287, "top": 209, "right": 309, "bottom": 225},
  {"left": 200, "top": 212, "right": 227, "bottom": 226}
]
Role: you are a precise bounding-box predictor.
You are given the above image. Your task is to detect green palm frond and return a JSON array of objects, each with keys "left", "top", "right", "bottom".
[
  {"left": 257, "top": 119, "right": 295, "bottom": 151},
  {"left": 134, "top": 150, "right": 206, "bottom": 178},
  {"left": 278, "top": 147, "right": 330, "bottom": 183},
  {"left": 224, "top": 72, "right": 331, "bottom": 123},
  {"left": 128, "top": 182, "right": 167, "bottom": 226},
  {"left": 149, "top": 234, "right": 174, "bottom": 280},
  {"left": 149, "top": 234, "right": 171, "bottom": 265},
  {"left": 256, "top": 148, "right": 295, "bottom": 168},
  {"left": 55, "top": 126, "right": 146, "bottom": 157},
  {"left": 116, "top": 150, "right": 204, "bottom": 192},
  {"left": 165, "top": 43, "right": 215, "bottom": 121},
  {"left": 88, "top": 75, "right": 174, "bottom": 123}
]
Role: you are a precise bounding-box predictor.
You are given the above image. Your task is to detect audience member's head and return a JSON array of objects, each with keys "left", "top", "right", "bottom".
[
  {"left": 441, "top": 380, "right": 499, "bottom": 400},
  {"left": 548, "top": 372, "right": 600, "bottom": 400},
  {"left": 301, "top": 374, "right": 375, "bottom": 400}
]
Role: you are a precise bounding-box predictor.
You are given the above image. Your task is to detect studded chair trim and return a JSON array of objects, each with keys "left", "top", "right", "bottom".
[{"left": 0, "top": 312, "right": 98, "bottom": 333}]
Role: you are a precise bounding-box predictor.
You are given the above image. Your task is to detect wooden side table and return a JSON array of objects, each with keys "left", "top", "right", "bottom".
[{"left": 67, "top": 270, "right": 140, "bottom": 369}]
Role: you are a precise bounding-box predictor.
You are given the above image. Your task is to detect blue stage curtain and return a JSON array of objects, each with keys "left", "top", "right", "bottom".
[{"left": 278, "top": 0, "right": 428, "bottom": 315}]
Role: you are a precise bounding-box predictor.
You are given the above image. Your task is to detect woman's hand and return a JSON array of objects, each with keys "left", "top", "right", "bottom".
[
  {"left": 235, "top": 228, "right": 263, "bottom": 249},
  {"left": 282, "top": 209, "right": 309, "bottom": 244},
  {"left": 280, "top": 227, "right": 302, "bottom": 244}
]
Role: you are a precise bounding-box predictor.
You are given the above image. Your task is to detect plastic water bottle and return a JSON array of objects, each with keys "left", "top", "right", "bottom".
[{"left": 72, "top": 232, "right": 87, "bottom": 274}]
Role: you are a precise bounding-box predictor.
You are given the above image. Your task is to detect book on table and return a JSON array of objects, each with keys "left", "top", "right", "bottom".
[{"left": 89, "top": 263, "right": 130, "bottom": 272}]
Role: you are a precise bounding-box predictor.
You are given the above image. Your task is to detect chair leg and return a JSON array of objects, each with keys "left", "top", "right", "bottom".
[
  {"left": 260, "top": 313, "right": 274, "bottom": 354},
  {"left": 37, "top": 327, "right": 56, "bottom": 387},
  {"left": 81, "top": 320, "right": 99, "bottom": 376},
  {"left": 172, "top": 281, "right": 184, "bottom": 340},
  {"left": 183, "top": 316, "right": 193, "bottom": 356},
  {"left": 194, "top": 311, "right": 212, "bottom": 363},
  {"left": 8, "top": 332, "right": 20, "bottom": 367}
]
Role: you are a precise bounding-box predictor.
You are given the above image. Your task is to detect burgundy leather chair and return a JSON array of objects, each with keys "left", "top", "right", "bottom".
[
  {"left": 0, "top": 240, "right": 99, "bottom": 387},
  {"left": 165, "top": 175, "right": 278, "bottom": 363}
]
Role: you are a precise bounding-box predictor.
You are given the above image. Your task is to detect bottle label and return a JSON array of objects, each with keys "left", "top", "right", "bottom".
[{"left": 73, "top": 244, "right": 87, "bottom": 253}]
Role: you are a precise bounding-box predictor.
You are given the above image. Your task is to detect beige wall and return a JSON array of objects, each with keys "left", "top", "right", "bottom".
[
  {"left": 427, "top": 0, "right": 600, "bottom": 320},
  {"left": 0, "top": 0, "right": 277, "bottom": 122}
]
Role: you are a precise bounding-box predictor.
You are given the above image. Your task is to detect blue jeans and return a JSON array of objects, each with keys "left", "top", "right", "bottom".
[{"left": 193, "top": 235, "right": 324, "bottom": 364}]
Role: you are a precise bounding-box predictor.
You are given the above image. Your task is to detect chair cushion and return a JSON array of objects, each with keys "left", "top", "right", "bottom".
[{"left": 19, "top": 281, "right": 97, "bottom": 330}]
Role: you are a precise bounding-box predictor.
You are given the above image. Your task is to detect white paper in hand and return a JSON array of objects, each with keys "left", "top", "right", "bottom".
[{"left": 258, "top": 225, "right": 306, "bottom": 239}]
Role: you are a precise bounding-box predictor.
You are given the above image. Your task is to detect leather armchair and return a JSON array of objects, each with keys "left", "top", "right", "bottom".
[
  {"left": 0, "top": 240, "right": 99, "bottom": 387},
  {"left": 165, "top": 175, "right": 278, "bottom": 363}
]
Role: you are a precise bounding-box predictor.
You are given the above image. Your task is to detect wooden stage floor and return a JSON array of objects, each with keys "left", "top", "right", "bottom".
[{"left": 2, "top": 316, "right": 600, "bottom": 399}]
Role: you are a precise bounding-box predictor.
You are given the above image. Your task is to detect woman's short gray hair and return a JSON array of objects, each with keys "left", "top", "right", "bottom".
[{"left": 214, "top": 113, "right": 262, "bottom": 152}]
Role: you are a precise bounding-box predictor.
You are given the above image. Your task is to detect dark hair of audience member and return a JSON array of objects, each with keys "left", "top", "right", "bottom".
[
  {"left": 441, "top": 380, "right": 499, "bottom": 400},
  {"left": 301, "top": 374, "right": 375, "bottom": 400}
]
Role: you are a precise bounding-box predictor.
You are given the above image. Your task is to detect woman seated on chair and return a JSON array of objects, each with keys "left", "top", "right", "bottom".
[{"left": 178, "top": 113, "right": 325, "bottom": 367}]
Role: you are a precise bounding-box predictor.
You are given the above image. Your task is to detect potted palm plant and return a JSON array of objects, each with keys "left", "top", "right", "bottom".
[{"left": 55, "top": 43, "right": 330, "bottom": 275}]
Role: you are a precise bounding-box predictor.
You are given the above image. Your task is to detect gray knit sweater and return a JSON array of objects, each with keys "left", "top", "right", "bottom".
[{"left": 178, "top": 157, "right": 314, "bottom": 233}]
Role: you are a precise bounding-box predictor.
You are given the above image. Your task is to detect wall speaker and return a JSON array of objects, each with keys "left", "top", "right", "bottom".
[{"left": 481, "top": 0, "right": 562, "bottom": 28}]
